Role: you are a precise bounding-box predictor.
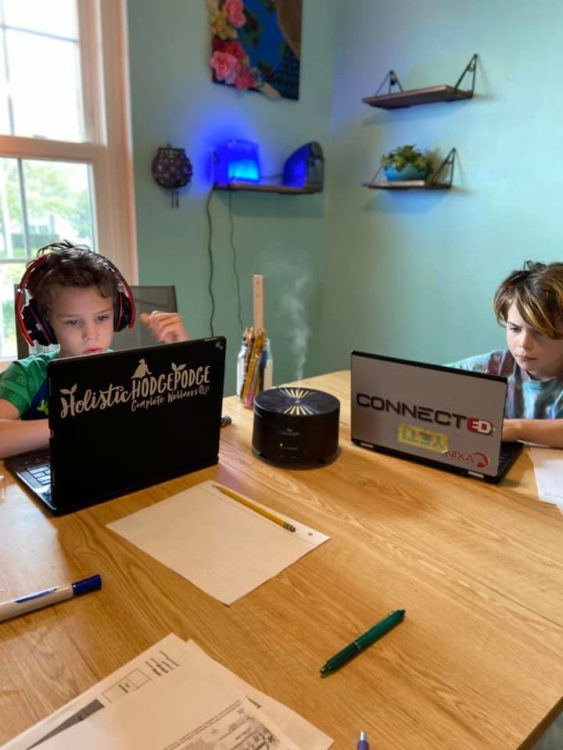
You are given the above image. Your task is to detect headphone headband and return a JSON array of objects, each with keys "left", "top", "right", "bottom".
[{"left": 15, "top": 241, "right": 136, "bottom": 348}]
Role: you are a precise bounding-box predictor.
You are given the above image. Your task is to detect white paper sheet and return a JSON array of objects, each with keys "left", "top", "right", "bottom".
[
  {"left": 107, "top": 480, "right": 329, "bottom": 604},
  {"left": 3, "top": 634, "right": 332, "bottom": 750},
  {"left": 527, "top": 447, "right": 563, "bottom": 514}
]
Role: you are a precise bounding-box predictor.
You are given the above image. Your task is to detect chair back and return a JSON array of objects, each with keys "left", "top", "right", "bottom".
[{"left": 112, "top": 285, "right": 178, "bottom": 351}]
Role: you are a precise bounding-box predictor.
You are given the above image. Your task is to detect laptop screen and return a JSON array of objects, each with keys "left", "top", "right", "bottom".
[{"left": 351, "top": 351, "right": 509, "bottom": 478}]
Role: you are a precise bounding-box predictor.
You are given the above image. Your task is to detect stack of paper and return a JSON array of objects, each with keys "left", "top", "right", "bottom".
[{"left": 4, "top": 634, "right": 332, "bottom": 749}]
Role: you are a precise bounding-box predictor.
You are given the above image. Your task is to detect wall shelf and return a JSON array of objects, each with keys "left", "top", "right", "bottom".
[
  {"left": 363, "top": 148, "right": 457, "bottom": 191},
  {"left": 362, "top": 54, "right": 477, "bottom": 109},
  {"left": 362, "top": 179, "right": 451, "bottom": 191},
  {"left": 213, "top": 182, "right": 321, "bottom": 195}
]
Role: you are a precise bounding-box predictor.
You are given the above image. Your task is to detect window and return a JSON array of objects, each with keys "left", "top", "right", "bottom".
[{"left": 0, "top": 0, "right": 136, "bottom": 358}]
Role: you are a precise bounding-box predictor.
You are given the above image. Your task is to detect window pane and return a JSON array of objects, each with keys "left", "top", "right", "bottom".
[
  {"left": 23, "top": 160, "right": 94, "bottom": 249},
  {"left": 0, "top": 158, "right": 94, "bottom": 261},
  {"left": 0, "top": 157, "right": 95, "bottom": 358},
  {"left": 4, "top": 0, "right": 78, "bottom": 38},
  {"left": 0, "top": 33, "right": 9, "bottom": 134},
  {"left": 0, "top": 157, "right": 25, "bottom": 261},
  {"left": 0, "top": 0, "right": 83, "bottom": 140},
  {"left": 0, "top": 261, "right": 26, "bottom": 358},
  {"left": 6, "top": 30, "right": 83, "bottom": 140}
]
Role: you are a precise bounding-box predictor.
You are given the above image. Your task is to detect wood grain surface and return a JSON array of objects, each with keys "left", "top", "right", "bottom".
[{"left": 0, "top": 371, "right": 561, "bottom": 749}]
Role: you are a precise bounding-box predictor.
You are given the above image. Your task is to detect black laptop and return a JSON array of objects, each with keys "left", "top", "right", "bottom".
[
  {"left": 6, "top": 337, "right": 226, "bottom": 514},
  {"left": 351, "top": 351, "right": 523, "bottom": 483}
]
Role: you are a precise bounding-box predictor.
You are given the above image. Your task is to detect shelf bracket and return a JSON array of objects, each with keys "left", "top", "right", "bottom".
[
  {"left": 372, "top": 70, "right": 403, "bottom": 97},
  {"left": 367, "top": 164, "right": 384, "bottom": 184},
  {"left": 453, "top": 54, "right": 478, "bottom": 94},
  {"left": 428, "top": 148, "right": 456, "bottom": 187}
]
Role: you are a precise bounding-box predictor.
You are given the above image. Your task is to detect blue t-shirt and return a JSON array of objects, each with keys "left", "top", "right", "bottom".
[{"left": 447, "top": 350, "right": 563, "bottom": 419}]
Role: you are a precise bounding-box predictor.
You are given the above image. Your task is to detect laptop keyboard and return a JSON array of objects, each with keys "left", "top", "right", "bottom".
[
  {"left": 20, "top": 454, "right": 51, "bottom": 488},
  {"left": 28, "top": 462, "right": 51, "bottom": 486}
]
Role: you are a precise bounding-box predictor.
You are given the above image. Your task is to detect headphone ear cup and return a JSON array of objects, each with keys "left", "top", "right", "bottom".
[
  {"left": 22, "top": 299, "right": 57, "bottom": 346},
  {"left": 113, "top": 282, "right": 135, "bottom": 332},
  {"left": 42, "top": 316, "right": 57, "bottom": 345}
]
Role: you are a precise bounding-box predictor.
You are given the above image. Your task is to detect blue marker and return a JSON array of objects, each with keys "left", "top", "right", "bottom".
[
  {"left": 0, "top": 575, "right": 102, "bottom": 623},
  {"left": 357, "top": 731, "right": 369, "bottom": 750}
]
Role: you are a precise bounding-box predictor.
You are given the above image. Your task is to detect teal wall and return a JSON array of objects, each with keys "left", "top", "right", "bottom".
[
  {"left": 127, "top": 1, "right": 563, "bottom": 390},
  {"left": 126, "top": 0, "right": 336, "bottom": 394},
  {"left": 318, "top": 0, "right": 563, "bottom": 374}
]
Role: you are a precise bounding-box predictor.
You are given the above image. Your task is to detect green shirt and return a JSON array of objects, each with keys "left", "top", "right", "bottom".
[{"left": 0, "top": 352, "right": 59, "bottom": 419}]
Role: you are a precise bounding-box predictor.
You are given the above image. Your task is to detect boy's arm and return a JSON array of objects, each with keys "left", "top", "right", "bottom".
[
  {"left": 503, "top": 418, "right": 563, "bottom": 448},
  {"left": 140, "top": 311, "right": 190, "bottom": 344},
  {"left": 0, "top": 399, "right": 50, "bottom": 459}
]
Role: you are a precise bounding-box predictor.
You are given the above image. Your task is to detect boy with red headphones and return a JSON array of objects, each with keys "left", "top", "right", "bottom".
[{"left": 0, "top": 241, "right": 189, "bottom": 458}]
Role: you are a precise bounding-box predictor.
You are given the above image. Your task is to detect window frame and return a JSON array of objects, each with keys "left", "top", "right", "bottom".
[{"left": 0, "top": 0, "right": 137, "bottom": 282}]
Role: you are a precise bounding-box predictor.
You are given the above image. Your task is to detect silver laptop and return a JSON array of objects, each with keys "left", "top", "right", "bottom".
[{"left": 351, "top": 351, "right": 523, "bottom": 482}]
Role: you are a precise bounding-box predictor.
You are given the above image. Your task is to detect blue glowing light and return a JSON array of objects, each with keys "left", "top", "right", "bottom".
[
  {"left": 214, "top": 140, "right": 260, "bottom": 184},
  {"left": 228, "top": 159, "right": 260, "bottom": 182}
]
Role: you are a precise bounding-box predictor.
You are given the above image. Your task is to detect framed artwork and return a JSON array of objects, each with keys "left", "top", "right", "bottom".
[{"left": 208, "top": 0, "right": 302, "bottom": 100}]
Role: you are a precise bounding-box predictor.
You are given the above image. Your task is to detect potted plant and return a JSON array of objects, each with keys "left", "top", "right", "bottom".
[{"left": 381, "top": 144, "right": 434, "bottom": 181}]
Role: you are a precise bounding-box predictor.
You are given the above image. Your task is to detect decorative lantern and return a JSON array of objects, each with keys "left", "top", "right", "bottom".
[{"left": 151, "top": 145, "right": 193, "bottom": 207}]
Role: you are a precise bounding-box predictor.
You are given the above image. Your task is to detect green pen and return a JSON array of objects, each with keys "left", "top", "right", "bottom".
[{"left": 320, "top": 609, "right": 405, "bottom": 676}]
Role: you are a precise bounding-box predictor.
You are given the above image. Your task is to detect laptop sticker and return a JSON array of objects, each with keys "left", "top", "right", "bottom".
[{"left": 397, "top": 423, "right": 449, "bottom": 454}]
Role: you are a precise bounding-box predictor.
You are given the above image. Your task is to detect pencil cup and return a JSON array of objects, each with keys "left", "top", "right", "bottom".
[{"left": 237, "top": 336, "right": 273, "bottom": 408}]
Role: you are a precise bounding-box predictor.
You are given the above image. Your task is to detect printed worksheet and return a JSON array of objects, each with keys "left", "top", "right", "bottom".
[
  {"left": 36, "top": 672, "right": 299, "bottom": 750},
  {"left": 3, "top": 635, "right": 332, "bottom": 750}
]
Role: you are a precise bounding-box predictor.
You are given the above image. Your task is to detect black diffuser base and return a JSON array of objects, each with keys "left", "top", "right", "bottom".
[{"left": 252, "top": 387, "right": 340, "bottom": 466}]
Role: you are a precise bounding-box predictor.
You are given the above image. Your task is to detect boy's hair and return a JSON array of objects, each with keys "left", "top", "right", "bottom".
[
  {"left": 494, "top": 260, "right": 563, "bottom": 339},
  {"left": 27, "top": 240, "right": 119, "bottom": 320}
]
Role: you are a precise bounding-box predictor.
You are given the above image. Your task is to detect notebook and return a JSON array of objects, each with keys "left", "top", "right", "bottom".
[
  {"left": 351, "top": 350, "right": 523, "bottom": 482},
  {"left": 5, "top": 337, "right": 226, "bottom": 514}
]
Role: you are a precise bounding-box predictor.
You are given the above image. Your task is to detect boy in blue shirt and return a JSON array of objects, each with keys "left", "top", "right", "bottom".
[
  {"left": 449, "top": 261, "right": 563, "bottom": 448},
  {"left": 0, "top": 241, "right": 189, "bottom": 458}
]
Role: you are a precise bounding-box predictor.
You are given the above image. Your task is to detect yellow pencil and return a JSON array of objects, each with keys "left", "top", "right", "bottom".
[{"left": 214, "top": 484, "right": 297, "bottom": 532}]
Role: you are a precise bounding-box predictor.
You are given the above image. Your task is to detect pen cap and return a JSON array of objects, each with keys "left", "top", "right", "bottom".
[{"left": 72, "top": 574, "right": 102, "bottom": 596}]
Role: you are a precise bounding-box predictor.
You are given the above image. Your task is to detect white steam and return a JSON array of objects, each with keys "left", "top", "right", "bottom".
[{"left": 279, "top": 274, "right": 310, "bottom": 381}]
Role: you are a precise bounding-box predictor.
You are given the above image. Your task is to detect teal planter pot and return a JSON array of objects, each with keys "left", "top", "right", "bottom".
[{"left": 384, "top": 164, "right": 429, "bottom": 181}]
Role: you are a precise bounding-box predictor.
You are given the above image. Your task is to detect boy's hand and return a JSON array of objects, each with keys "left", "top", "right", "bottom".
[{"left": 140, "top": 311, "right": 190, "bottom": 343}]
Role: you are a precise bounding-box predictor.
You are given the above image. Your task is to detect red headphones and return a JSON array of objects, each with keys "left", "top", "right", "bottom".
[{"left": 15, "top": 242, "right": 136, "bottom": 347}]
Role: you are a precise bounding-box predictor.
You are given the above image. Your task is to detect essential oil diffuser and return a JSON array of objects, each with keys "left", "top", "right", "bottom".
[{"left": 252, "top": 387, "right": 340, "bottom": 465}]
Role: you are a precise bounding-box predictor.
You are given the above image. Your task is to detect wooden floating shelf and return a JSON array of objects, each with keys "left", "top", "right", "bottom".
[
  {"left": 362, "top": 84, "right": 473, "bottom": 109},
  {"left": 362, "top": 180, "right": 452, "bottom": 191},
  {"left": 214, "top": 182, "right": 321, "bottom": 194},
  {"left": 362, "top": 55, "right": 478, "bottom": 110}
]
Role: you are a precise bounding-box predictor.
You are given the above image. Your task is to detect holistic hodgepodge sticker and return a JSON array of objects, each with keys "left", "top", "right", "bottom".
[{"left": 57, "top": 359, "right": 213, "bottom": 418}]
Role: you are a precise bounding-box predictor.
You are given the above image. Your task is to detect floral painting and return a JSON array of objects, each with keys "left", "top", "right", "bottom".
[{"left": 208, "top": 0, "right": 302, "bottom": 100}]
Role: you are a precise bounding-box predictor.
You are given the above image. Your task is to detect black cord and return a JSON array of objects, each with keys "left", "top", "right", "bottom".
[
  {"left": 205, "top": 182, "right": 216, "bottom": 336},
  {"left": 228, "top": 191, "right": 244, "bottom": 332}
]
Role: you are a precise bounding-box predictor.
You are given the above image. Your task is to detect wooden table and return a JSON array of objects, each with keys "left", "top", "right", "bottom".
[{"left": 0, "top": 371, "right": 562, "bottom": 749}]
